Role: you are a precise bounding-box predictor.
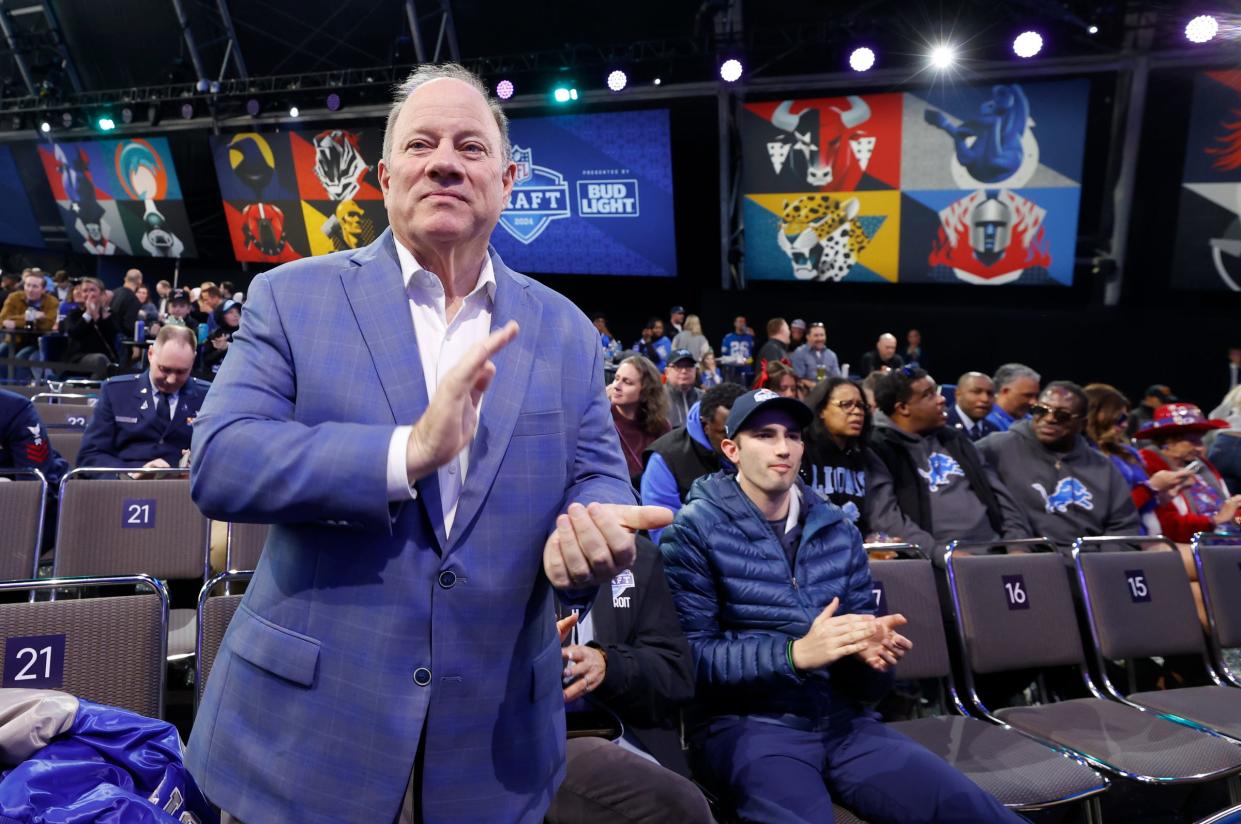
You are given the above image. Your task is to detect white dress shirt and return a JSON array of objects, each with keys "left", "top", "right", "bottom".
[
  {"left": 955, "top": 404, "right": 981, "bottom": 437},
  {"left": 384, "top": 240, "right": 496, "bottom": 537},
  {"left": 149, "top": 373, "right": 180, "bottom": 418}
]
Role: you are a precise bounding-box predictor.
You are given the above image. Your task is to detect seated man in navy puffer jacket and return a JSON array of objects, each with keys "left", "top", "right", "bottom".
[{"left": 660, "top": 389, "right": 1026, "bottom": 824}]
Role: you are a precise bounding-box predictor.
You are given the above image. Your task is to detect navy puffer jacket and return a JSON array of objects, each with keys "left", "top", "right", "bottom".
[{"left": 660, "top": 471, "right": 891, "bottom": 721}]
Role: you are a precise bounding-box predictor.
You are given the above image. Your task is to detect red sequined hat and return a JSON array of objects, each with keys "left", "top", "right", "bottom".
[{"left": 1135, "top": 403, "right": 1229, "bottom": 438}]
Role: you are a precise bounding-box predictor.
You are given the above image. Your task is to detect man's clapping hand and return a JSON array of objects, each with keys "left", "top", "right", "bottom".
[
  {"left": 790, "top": 597, "right": 877, "bottom": 671},
  {"left": 856, "top": 614, "right": 913, "bottom": 673},
  {"left": 542, "top": 502, "right": 673, "bottom": 590}
]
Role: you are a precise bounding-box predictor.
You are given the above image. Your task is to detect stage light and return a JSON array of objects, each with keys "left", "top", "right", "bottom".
[
  {"left": 929, "top": 45, "right": 956, "bottom": 70},
  {"left": 552, "top": 85, "right": 578, "bottom": 103},
  {"left": 147, "top": 103, "right": 160, "bottom": 126},
  {"left": 245, "top": 98, "right": 261, "bottom": 117},
  {"left": 1087, "top": 25, "right": 1099, "bottom": 35},
  {"left": 495, "top": 79, "right": 514, "bottom": 100},
  {"left": 209, "top": 80, "right": 221, "bottom": 94},
  {"left": 289, "top": 105, "right": 300, "bottom": 118},
  {"left": 653, "top": 77, "right": 662, "bottom": 86},
  {"left": 195, "top": 78, "right": 210, "bottom": 93},
  {"left": 326, "top": 92, "right": 342, "bottom": 111},
  {"left": 39, "top": 121, "right": 50, "bottom": 133},
  {"left": 607, "top": 69, "right": 627, "bottom": 92},
  {"left": 120, "top": 106, "right": 134, "bottom": 124},
  {"left": 719, "top": 58, "right": 743, "bottom": 82},
  {"left": 180, "top": 102, "right": 194, "bottom": 119},
  {"left": 849, "top": 47, "right": 876, "bottom": 72},
  {"left": 1012, "top": 31, "right": 1043, "bottom": 58},
  {"left": 60, "top": 111, "right": 72, "bottom": 128},
  {"left": 96, "top": 115, "right": 115, "bottom": 131},
  {"left": 1186, "top": 14, "right": 1219, "bottom": 43}
]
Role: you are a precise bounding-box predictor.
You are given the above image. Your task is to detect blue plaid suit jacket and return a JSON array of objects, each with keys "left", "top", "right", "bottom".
[{"left": 187, "top": 229, "right": 634, "bottom": 823}]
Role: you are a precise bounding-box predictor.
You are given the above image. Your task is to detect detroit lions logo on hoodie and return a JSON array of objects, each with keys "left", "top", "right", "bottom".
[
  {"left": 1032, "top": 477, "right": 1094, "bottom": 513},
  {"left": 918, "top": 452, "right": 965, "bottom": 493}
]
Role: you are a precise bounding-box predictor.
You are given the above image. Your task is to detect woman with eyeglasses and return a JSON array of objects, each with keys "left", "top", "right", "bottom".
[
  {"left": 800, "top": 377, "right": 870, "bottom": 530},
  {"left": 1083, "top": 383, "right": 1194, "bottom": 536}
]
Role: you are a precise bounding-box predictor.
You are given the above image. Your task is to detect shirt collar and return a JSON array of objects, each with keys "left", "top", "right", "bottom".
[
  {"left": 394, "top": 239, "right": 496, "bottom": 304},
  {"left": 955, "top": 404, "right": 977, "bottom": 427},
  {"left": 148, "top": 372, "right": 178, "bottom": 399}
]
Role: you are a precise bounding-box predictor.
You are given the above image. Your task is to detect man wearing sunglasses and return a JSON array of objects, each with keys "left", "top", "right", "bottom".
[
  {"left": 865, "top": 367, "right": 1029, "bottom": 562},
  {"left": 977, "top": 381, "right": 1140, "bottom": 547}
]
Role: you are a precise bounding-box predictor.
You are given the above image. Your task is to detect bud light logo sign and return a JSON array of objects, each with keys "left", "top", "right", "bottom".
[
  {"left": 499, "top": 146, "right": 571, "bottom": 244},
  {"left": 577, "top": 180, "right": 640, "bottom": 216}
]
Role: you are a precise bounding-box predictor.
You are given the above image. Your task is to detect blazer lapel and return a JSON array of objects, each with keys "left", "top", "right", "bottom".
[
  {"left": 341, "top": 230, "right": 447, "bottom": 550},
  {"left": 445, "top": 250, "right": 542, "bottom": 554}
]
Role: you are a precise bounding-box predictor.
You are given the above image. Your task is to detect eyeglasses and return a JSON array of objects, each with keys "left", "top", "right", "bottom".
[
  {"left": 829, "top": 399, "right": 867, "bottom": 413},
  {"left": 1030, "top": 403, "right": 1083, "bottom": 424}
]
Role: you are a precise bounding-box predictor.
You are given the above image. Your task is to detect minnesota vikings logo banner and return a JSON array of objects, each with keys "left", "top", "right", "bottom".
[
  {"left": 208, "top": 128, "right": 386, "bottom": 263},
  {"left": 739, "top": 79, "right": 1088, "bottom": 285},
  {"left": 1171, "top": 70, "right": 1241, "bottom": 292},
  {"left": 489, "top": 109, "right": 677, "bottom": 277},
  {"left": 36, "top": 136, "right": 195, "bottom": 257},
  {"left": 0, "top": 145, "right": 44, "bottom": 248}
]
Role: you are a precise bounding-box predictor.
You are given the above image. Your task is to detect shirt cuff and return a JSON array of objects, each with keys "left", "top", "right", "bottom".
[{"left": 386, "top": 426, "right": 418, "bottom": 502}]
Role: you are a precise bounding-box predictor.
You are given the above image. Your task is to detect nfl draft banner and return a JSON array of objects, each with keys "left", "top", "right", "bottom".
[
  {"left": 209, "top": 129, "right": 387, "bottom": 263},
  {"left": 740, "top": 79, "right": 1088, "bottom": 285},
  {"left": 36, "top": 137, "right": 194, "bottom": 257},
  {"left": 1171, "top": 70, "right": 1241, "bottom": 291},
  {"left": 489, "top": 109, "right": 677, "bottom": 277}
]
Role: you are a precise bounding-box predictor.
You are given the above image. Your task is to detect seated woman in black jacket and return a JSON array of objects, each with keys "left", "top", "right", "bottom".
[{"left": 800, "top": 377, "right": 870, "bottom": 531}]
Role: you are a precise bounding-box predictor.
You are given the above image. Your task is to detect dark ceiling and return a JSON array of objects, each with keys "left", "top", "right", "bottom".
[{"left": 0, "top": 0, "right": 1204, "bottom": 106}]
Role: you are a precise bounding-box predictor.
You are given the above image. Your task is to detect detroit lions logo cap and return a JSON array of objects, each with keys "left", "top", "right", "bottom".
[{"left": 725, "top": 388, "right": 813, "bottom": 439}]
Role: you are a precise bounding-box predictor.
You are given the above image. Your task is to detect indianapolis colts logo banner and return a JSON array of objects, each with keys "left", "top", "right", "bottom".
[
  {"left": 208, "top": 129, "right": 388, "bottom": 264},
  {"left": 739, "top": 79, "right": 1088, "bottom": 286},
  {"left": 1170, "top": 70, "right": 1241, "bottom": 292},
  {"left": 489, "top": 109, "right": 677, "bottom": 277},
  {"left": 36, "top": 136, "right": 196, "bottom": 258}
]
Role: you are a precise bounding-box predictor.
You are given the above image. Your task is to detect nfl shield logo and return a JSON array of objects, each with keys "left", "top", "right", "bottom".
[{"left": 513, "top": 146, "right": 532, "bottom": 184}]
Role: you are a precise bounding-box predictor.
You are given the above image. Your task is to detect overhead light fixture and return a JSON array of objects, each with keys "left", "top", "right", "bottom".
[
  {"left": 849, "top": 47, "right": 876, "bottom": 72},
  {"left": 120, "top": 106, "right": 134, "bottom": 124},
  {"left": 495, "top": 79, "right": 514, "bottom": 100},
  {"left": 1185, "top": 14, "right": 1219, "bottom": 43},
  {"left": 326, "top": 92, "right": 342, "bottom": 111},
  {"left": 552, "top": 86, "right": 578, "bottom": 103},
  {"left": 928, "top": 44, "right": 957, "bottom": 70},
  {"left": 245, "top": 98, "right": 261, "bottom": 117},
  {"left": 653, "top": 77, "right": 662, "bottom": 86},
  {"left": 289, "top": 105, "right": 300, "bottom": 118},
  {"left": 1012, "top": 31, "right": 1044, "bottom": 58},
  {"left": 719, "top": 58, "right": 743, "bottom": 83},
  {"left": 61, "top": 111, "right": 73, "bottom": 128},
  {"left": 606, "top": 69, "right": 627, "bottom": 92},
  {"left": 180, "top": 102, "right": 194, "bottom": 119},
  {"left": 1087, "top": 25, "right": 1099, "bottom": 35},
  {"left": 96, "top": 115, "right": 116, "bottom": 132},
  {"left": 40, "top": 120, "right": 51, "bottom": 133}
]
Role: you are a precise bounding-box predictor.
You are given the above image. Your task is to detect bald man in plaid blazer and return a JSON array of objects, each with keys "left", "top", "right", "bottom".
[{"left": 187, "top": 65, "right": 665, "bottom": 823}]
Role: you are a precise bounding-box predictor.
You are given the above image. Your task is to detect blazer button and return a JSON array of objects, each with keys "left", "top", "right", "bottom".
[
  {"left": 413, "top": 667, "right": 432, "bottom": 686},
  {"left": 438, "top": 570, "right": 457, "bottom": 589}
]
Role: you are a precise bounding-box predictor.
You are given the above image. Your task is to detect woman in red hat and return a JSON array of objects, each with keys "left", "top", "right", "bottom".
[{"left": 1138, "top": 403, "right": 1241, "bottom": 543}]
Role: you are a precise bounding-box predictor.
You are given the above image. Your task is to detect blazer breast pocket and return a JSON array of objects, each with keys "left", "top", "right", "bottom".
[
  {"left": 226, "top": 603, "right": 321, "bottom": 688},
  {"left": 512, "top": 409, "right": 564, "bottom": 438}
]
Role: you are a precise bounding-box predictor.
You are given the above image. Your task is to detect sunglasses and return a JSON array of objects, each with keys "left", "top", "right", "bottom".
[{"left": 1030, "top": 403, "right": 1082, "bottom": 424}]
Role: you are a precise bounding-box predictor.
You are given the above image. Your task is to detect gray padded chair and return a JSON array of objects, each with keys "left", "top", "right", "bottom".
[
  {"left": 1193, "top": 538, "right": 1241, "bottom": 687},
  {"left": 195, "top": 570, "right": 250, "bottom": 709},
  {"left": 944, "top": 549, "right": 1241, "bottom": 786},
  {"left": 0, "top": 468, "right": 47, "bottom": 582},
  {"left": 0, "top": 574, "right": 168, "bottom": 718},
  {"left": 1073, "top": 543, "right": 1241, "bottom": 742},
  {"left": 47, "top": 429, "right": 84, "bottom": 468},
  {"left": 32, "top": 400, "right": 94, "bottom": 429},
  {"left": 32, "top": 390, "right": 96, "bottom": 405},
  {"left": 226, "top": 522, "right": 269, "bottom": 572},
  {"left": 870, "top": 558, "right": 1108, "bottom": 816},
  {"left": 55, "top": 468, "right": 210, "bottom": 657}
]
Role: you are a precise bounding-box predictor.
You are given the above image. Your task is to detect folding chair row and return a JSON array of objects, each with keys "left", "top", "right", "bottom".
[
  {"left": 1193, "top": 536, "right": 1241, "bottom": 689},
  {"left": 0, "top": 574, "right": 168, "bottom": 719},
  {"left": 943, "top": 544, "right": 1241, "bottom": 788},
  {"left": 195, "top": 570, "right": 252, "bottom": 710},
  {"left": 0, "top": 468, "right": 47, "bottom": 582}
]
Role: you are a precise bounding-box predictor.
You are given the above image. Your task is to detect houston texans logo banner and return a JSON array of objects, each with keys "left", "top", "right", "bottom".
[
  {"left": 37, "top": 136, "right": 195, "bottom": 257},
  {"left": 208, "top": 128, "right": 387, "bottom": 263},
  {"left": 739, "top": 78, "right": 1088, "bottom": 286}
]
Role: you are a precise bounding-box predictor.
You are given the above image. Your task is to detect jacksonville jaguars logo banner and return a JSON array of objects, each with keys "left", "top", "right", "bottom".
[
  {"left": 208, "top": 129, "right": 387, "bottom": 263},
  {"left": 489, "top": 109, "right": 677, "bottom": 277},
  {"left": 739, "top": 79, "right": 1088, "bottom": 286},
  {"left": 36, "top": 136, "right": 195, "bottom": 257},
  {"left": 1171, "top": 70, "right": 1241, "bottom": 292}
]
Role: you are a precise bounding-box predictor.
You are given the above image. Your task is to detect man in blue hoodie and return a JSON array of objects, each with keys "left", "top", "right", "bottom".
[{"left": 660, "top": 389, "right": 1024, "bottom": 823}]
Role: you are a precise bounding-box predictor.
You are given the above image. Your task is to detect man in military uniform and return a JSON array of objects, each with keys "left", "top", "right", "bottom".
[
  {"left": 0, "top": 387, "right": 69, "bottom": 483},
  {"left": 78, "top": 325, "right": 208, "bottom": 471}
]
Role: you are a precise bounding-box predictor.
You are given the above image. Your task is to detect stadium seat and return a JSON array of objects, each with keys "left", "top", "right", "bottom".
[
  {"left": 31, "top": 399, "right": 94, "bottom": 429},
  {"left": 32, "top": 390, "right": 96, "bottom": 405},
  {"left": 1072, "top": 544, "right": 1241, "bottom": 743},
  {"left": 943, "top": 549, "right": 1241, "bottom": 785},
  {"left": 195, "top": 570, "right": 250, "bottom": 710},
  {"left": 0, "top": 574, "right": 168, "bottom": 719},
  {"left": 1193, "top": 536, "right": 1241, "bottom": 687},
  {"left": 47, "top": 428, "right": 84, "bottom": 468},
  {"left": 870, "top": 557, "right": 1109, "bottom": 815},
  {"left": 54, "top": 468, "right": 210, "bottom": 657},
  {"left": 1, "top": 383, "right": 42, "bottom": 399},
  {"left": 226, "top": 521, "right": 269, "bottom": 571},
  {"left": 0, "top": 468, "right": 47, "bottom": 582}
]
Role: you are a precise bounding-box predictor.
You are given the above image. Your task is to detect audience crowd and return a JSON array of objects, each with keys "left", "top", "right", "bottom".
[{"left": 4, "top": 278, "right": 1241, "bottom": 823}]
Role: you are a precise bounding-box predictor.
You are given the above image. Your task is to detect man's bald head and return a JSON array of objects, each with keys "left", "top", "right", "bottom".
[
  {"left": 124, "top": 269, "right": 143, "bottom": 287},
  {"left": 877, "top": 333, "right": 897, "bottom": 360},
  {"left": 382, "top": 63, "right": 511, "bottom": 165}
]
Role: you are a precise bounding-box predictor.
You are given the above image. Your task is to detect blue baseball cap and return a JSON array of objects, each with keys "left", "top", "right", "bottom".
[{"left": 725, "top": 388, "right": 813, "bottom": 439}]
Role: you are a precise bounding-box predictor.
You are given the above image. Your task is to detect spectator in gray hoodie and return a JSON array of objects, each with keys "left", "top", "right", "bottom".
[
  {"left": 976, "top": 381, "right": 1141, "bottom": 548},
  {"left": 864, "top": 367, "right": 1029, "bottom": 561}
]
